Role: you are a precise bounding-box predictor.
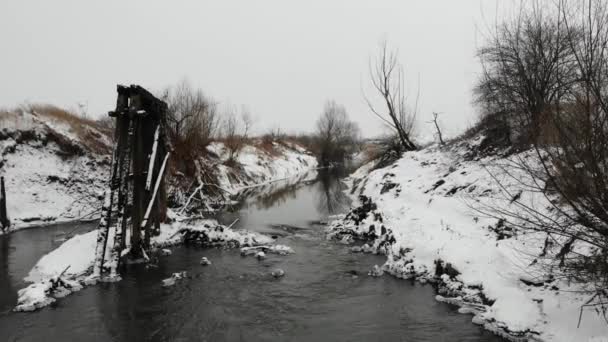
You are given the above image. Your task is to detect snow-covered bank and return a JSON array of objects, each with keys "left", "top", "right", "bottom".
[
  {"left": 327, "top": 138, "right": 608, "bottom": 342},
  {"left": 206, "top": 141, "right": 317, "bottom": 194},
  {"left": 15, "top": 218, "right": 290, "bottom": 312},
  {"left": 1, "top": 109, "right": 317, "bottom": 233},
  {"left": 1, "top": 110, "right": 111, "bottom": 231}
]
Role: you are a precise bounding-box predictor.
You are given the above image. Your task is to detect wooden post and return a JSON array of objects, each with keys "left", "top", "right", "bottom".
[
  {"left": 92, "top": 89, "right": 127, "bottom": 277},
  {"left": 94, "top": 84, "right": 170, "bottom": 276},
  {"left": 0, "top": 176, "right": 9, "bottom": 231},
  {"left": 129, "top": 95, "right": 144, "bottom": 258},
  {"left": 109, "top": 115, "right": 134, "bottom": 278}
]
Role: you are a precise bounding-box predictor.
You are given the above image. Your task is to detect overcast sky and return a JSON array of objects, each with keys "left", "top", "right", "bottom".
[{"left": 1, "top": 0, "right": 503, "bottom": 139}]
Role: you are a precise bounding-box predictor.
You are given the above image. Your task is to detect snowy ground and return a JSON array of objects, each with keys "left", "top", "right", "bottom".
[{"left": 328, "top": 137, "right": 608, "bottom": 342}]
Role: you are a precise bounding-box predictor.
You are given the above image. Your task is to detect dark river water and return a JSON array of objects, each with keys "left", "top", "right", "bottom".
[{"left": 0, "top": 170, "right": 503, "bottom": 341}]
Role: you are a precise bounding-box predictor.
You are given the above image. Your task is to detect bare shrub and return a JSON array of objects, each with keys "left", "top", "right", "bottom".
[
  {"left": 95, "top": 116, "right": 116, "bottom": 142},
  {"left": 256, "top": 127, "right": 287, "bottom": 156},
  {"left": 221, "top": 105, "right": 253, "bottom": 163},
  {"left": 370, "top": 134, "right": 404, "bottom": 170},
  {"left": 161, "top": 80, "right": 219, "bottom": 173}
]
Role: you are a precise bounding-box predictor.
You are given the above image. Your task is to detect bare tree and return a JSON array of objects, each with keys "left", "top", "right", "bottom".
[
  {"left": 429, "top": 112, "right": 445, "bottom": 145},
  {"left": 475, "top": 2, "right": 577, "bottom": 145},
  {"left": 366, "top": 41, "right": 418, "bottom": 151},
  {"left": 475, "top": 0, "right": 608, "bottom": 313},
  {"left": 314, "top": 100, "right": 361, "bottom": 166}
]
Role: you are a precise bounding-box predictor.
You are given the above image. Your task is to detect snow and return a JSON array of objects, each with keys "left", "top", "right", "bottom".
[
  {"left": 161, "top": 271, "right": 187, "bottom": 287},
  {"left": 328, "top": 140, "right": 608, "bottom": 342},
  {"left": 271, "top": 268, "right": 285, "bottom": 278},
  {"left": 207, "top": 141, "right": 318, "bottom": 194},
  {"left": 0, "top": 111, "right": 109, "bottom": 231},
  {"left": 26, "top": 229, "right": 98, "bottom": 283}
]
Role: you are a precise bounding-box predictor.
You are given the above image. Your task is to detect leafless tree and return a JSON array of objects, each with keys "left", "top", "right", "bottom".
[
  {"left": 429, "top": 112, "right": 445, "bottom": 145},
  {"left": 475, "top": 0, "right": 608, "bottom": 312},
  {"left": 475, "top": 1, "right": 577, "bottom": 145},
  {"left": 366, "top": 41, "right": 418, "bottom": 152},
  {"left": 314, "top": 100, "right": 361, "bottom": 166}
]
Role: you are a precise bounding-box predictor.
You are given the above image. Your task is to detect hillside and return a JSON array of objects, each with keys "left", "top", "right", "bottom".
[
  {"left": 0, "top": 107, "right": 112, "bottom": 229},
  {"left": 328, "top": 137, "right": 608, "bottom": 342}
]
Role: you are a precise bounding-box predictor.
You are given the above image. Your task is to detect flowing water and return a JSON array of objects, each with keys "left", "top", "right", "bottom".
[{"left": 0, "top": 170, "right": 503, "bottom": 341}]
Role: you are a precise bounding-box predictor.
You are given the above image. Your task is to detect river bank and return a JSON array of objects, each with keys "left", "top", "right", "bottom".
[{"left": 326, "top": 137, "right": 608, "bottom": 342}]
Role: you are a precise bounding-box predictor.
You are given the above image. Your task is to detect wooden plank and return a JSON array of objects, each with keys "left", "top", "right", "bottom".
[
  {"left": 140, "top": 152, "right": 170, "bottom": 230},
  {"left": 0, "top": 176, "right": 9, "bottom": 230}
]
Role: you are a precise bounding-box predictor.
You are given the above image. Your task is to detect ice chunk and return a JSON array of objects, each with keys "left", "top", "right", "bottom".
[{"left": 271, "top": 269, "right": 285, "bottom": 278}]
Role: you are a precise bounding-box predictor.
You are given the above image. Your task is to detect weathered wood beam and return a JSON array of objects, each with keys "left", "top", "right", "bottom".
[
  {"left": 0, "top": 176, "right": 9, "bottom": 230},
  {"left": 140, "top": 152, "right": 170, "bottom": 230}
]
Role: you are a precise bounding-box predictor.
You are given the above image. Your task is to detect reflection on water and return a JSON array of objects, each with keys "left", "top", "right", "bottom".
[
  {"left": 0, "top": 170, "right": 504, "bottom": 342},
  {"left": 231, "top": 171, "right": 317, "bottom": 211},
  {"left": 314, "top": 169, "right": 351, "bottom": 216}
]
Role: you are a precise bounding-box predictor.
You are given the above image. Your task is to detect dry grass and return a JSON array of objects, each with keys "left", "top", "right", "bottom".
[
  {"left": 361, "top": 144, "right": 383, "bottom": 164},
  {"left": 254, "top": 136, "right": 281, "bottom": 157},
  {"left": 27, "top": 104, "right": 112, "bottom": 154},
  {"left": 1, "top": 104, "right": 112, "bottom": 155}
]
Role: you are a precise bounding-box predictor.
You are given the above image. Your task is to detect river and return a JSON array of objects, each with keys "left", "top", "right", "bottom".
[{"left": 0, "top": 169, "right": 503, "bottom": 341}]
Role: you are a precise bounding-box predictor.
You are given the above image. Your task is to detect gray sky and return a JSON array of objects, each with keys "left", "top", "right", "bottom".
[{"left": 0, "top": 0, "right": 502, "bottom": 139}]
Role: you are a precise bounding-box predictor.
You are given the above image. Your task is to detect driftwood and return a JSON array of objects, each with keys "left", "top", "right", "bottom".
[{"left": 178, "top": 180, "right": 205, "bottom": 215}]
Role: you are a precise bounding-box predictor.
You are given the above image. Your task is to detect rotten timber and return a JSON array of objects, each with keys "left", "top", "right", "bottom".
[
  {"left": 93, "top": 85, "right": 171, "bottom": 279},
  {"left": 0, "top": 176, "right": 9, "bottom": 231}
]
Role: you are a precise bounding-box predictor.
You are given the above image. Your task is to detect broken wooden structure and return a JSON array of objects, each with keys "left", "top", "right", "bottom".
[
  {"left": 0, "top": 176, "right": 9, "bottom": 231},
  {"left": 93, "top": 85, "right": 172, "bottom": 278}
]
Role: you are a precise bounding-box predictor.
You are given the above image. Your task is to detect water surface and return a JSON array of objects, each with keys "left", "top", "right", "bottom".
[{"left": 0, "top": 170, "right": 503, "bottom": 341}]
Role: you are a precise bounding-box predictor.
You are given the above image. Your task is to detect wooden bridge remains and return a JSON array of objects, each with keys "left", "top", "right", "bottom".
[
  {"left": 93, "top": 85, "right": 171, "bottom": 278},
  {"left": 0, "top": 177, "right": 9, "bottom": 231}
]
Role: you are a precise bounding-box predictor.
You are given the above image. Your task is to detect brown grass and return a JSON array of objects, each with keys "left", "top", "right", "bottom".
[
  {"left": 254, "top": 136, "right": 281, "bottom": 157},
  {"left": 27, "top": 104, "right": 112, "bottom": 154}
]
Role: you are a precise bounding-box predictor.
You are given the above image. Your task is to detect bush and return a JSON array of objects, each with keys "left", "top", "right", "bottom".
[
  {"left": 220, "top": 106, "right": 253, "bottom": 162},
  {"left": 161, "top": 80, "right": 219, "bottom": 175}
]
